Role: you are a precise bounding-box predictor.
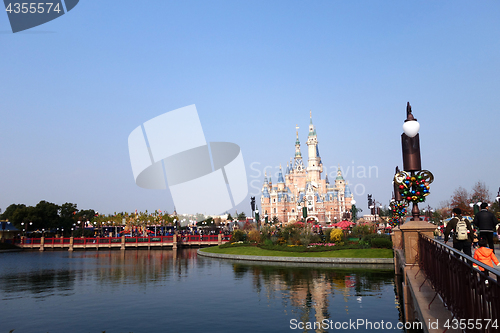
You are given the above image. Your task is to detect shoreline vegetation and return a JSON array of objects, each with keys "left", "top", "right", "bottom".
[
  {"left": 206, "top": 221, "right": 394, "bottom": 259},
  {"left": 201, "top": 245, "right": 393, "bottom": 258}
]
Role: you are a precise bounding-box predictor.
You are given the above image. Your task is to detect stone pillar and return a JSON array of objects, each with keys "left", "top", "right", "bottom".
[
  {"left": 399, "top": 220, "right": 436, "bottom": 265},
  {"left": 121, "top": 235, "right": 125, "bottom": 250},
  {"left": 173, "top": 234, "right": 177, "bottom": 250},
  {"left": 391, "top": 226, "right": 402, "bottom": 250},
  {"left": 218, "top": 233, "right": 222, "bottom": 246},
  {"left": 39, "top": 236, "right": 45, "bottom": 251},
  {"left": 68, "top": 236, "right": 74, "bottom": 252}
]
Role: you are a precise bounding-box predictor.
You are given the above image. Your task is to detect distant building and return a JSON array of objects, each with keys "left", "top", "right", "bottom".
[
  {"left": 0, "top": 221, "right": 19, "bottom": 242},
  {"left": 260, "top": 112, "right": 353, "bottom": 225}
]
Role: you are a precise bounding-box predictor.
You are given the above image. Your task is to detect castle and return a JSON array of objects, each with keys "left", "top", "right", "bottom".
[{"left": 260, "top": 112, "right": 353, "bottom": 225}]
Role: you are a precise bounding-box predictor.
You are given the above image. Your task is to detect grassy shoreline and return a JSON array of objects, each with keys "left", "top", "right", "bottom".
[{"left": 201, "top": 245, "right": 393, "bottom": 258}]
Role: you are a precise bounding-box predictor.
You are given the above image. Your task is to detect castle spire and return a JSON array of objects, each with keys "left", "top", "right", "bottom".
[
  {"left": 278, "top": 164, "right": 284, "bottom": 184},
  {"left": 336, "top": 167, "right": 344, "bottom": 180},
  {"left": 293, "top": 124, "right": 304, "bottom": 171},
  {"left": 306, "top": 110, "right": 321, "bottom": 182}
]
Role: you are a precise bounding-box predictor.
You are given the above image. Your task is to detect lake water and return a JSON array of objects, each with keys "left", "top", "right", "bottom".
[{"left": 0, "top": 249, "right": 403, "bottom": 333}]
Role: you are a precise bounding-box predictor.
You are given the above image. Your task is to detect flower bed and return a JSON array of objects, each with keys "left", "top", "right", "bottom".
[{"left": 308, "top": 243, "right": 336, "bottom": 247}]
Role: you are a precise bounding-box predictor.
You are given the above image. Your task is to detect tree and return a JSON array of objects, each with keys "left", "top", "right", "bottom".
[
  {"left": 76, "top": 209, "right": 96, "bottom": 224},
  {"left": 449, "top": 186, "right": 471, "bottom": 216},
  {"left": 470, "top": 181, "right": 491, "bottom": 203},
  {"left": 237, "top": 212, "right": 246, "bottom": 220},
  {"left": 433, "top": 202, "right": 451, "bottom": 225},
  {"left": 379, "top": 205, "right": 391, "bottom": 217},
  {"left": 195, "top": 213, "right": 204, "bottom": 223},
  {"left": 1, "top": 203, "right": 26, "bottom": 222},
  {"left": 448, "top": 182, "right": 493, "bottom": 217},
  {"left": 59, "top": 202, "right": 78, "bottom": 232}
]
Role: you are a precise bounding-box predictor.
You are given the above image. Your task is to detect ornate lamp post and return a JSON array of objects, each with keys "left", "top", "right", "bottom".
[
  {"left": 297, "top": 201, "right": 302, "bottom": 222},
  {"left": 394, "top": 102, "right": 434, "bottom": 221},
  {"left": 369, "top": 200, "right": 383, "bottom": 223},
  {"left": 421, "top": 205, "right": 434, "bottom": 222},
  {"left": 302, "top": 198, "right": 307, "bottom": 222},
  {"left": 350, "top": 199, "right": 360, "bottom": 224},
  {"left": 469, "top": 199, "right": 482, "bottom": 216},
  {"left": 250, "top": 196, "right": 258, "bottom": 231}
]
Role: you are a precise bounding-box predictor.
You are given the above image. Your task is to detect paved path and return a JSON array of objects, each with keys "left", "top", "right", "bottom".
[{"left": 435, "top": 238, "right": 500, "bottom": 256}]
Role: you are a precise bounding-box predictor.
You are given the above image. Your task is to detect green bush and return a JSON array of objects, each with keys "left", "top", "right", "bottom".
[
  {"left": 231, "top": 229, "right": 246, "bottom": 242},
  {"left": 362, "top": 233, "right": 391, "bottom": 244},
  {"left": 278, "top": 223, "right": 304, "bottom": 245},
  {"left": 218, "top": 242, "right": 252, "bottom": 249},
  {"left": 351, "top": 225, "right": 375, "bottom": 238},
  {"left": 263, "top": 239, "right": 274, "bottom": 246},
  {"left": 370, "top": 237, "right": 393, "bottom": 249},
  {"left": 258, "top": 242, "right": 365, "bottom": 252},
  {"left": 298, "top": 229, "right": 321, "bottom": 246},
  {"left": 247, "top": 229, "right": 261, "bottom": 243},
  {"left": 323, "top": 228, "right": 332, "bottom": 242}
]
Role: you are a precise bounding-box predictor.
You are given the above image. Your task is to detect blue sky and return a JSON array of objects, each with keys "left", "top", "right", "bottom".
[{"left": 1, "top": 1, "right": 500, "bottom": 216}]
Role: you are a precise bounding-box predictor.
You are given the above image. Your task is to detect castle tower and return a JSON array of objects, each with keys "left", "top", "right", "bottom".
[
  {"left": 335, "top": 168, "right": 345, "bottom": 190},
  {"left": 277, "top": 165, "right": 285, "bottom": 191},
  {"left": 335, "top": 168, "right": 346, "bottom": 216},
  {"left": 293, "top": 124, "right": 305, "bottom": 172},
  {"left": 306, "top": 111, "right": 322, "bottom": 183}
]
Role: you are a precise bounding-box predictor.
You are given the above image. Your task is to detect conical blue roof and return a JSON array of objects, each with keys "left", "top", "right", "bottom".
[
  {"left": 345, "top": 185, "right": 352, "bottom": 198},
  {"left": 277, "top": 167, "right": 284, "bottom": 183}
]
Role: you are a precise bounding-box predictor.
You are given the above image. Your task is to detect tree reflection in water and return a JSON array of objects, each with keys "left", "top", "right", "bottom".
[
  {"left": 0, "top": 249, "right": 200, "bottom": 299},
  {"left": 232, "top": 264, "right": 398, "bottom": 333}
]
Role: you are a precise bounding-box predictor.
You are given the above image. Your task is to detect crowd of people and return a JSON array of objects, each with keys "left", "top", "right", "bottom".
[{"left": 443, "top": 203, "right": 500, "bottom": 271}]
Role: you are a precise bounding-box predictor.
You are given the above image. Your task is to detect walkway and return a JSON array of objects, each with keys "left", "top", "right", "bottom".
[{"left": 16, "top": 235, "right": 231, "bottom": 251}]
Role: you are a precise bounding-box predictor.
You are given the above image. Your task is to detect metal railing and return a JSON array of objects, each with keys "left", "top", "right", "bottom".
[
  {"left": 419, "top": 234, "right": 500, "bottom": 333},
  {"left": 16, "top": 235, "right": 230, "bottom": 247}
]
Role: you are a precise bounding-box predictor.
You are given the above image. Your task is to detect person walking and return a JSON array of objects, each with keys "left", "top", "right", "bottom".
[
  {"left": 472, "top": 230, "right": 479, "bottom": 249},
  {"left": 472, "top": 202, "right": 498, "bottom": 253},
  {"left": 444, "top": 208, "right": 474, "bottom": 256},
  {"left": 473, "top": 238, "right": 500, "bottom": 271}
]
